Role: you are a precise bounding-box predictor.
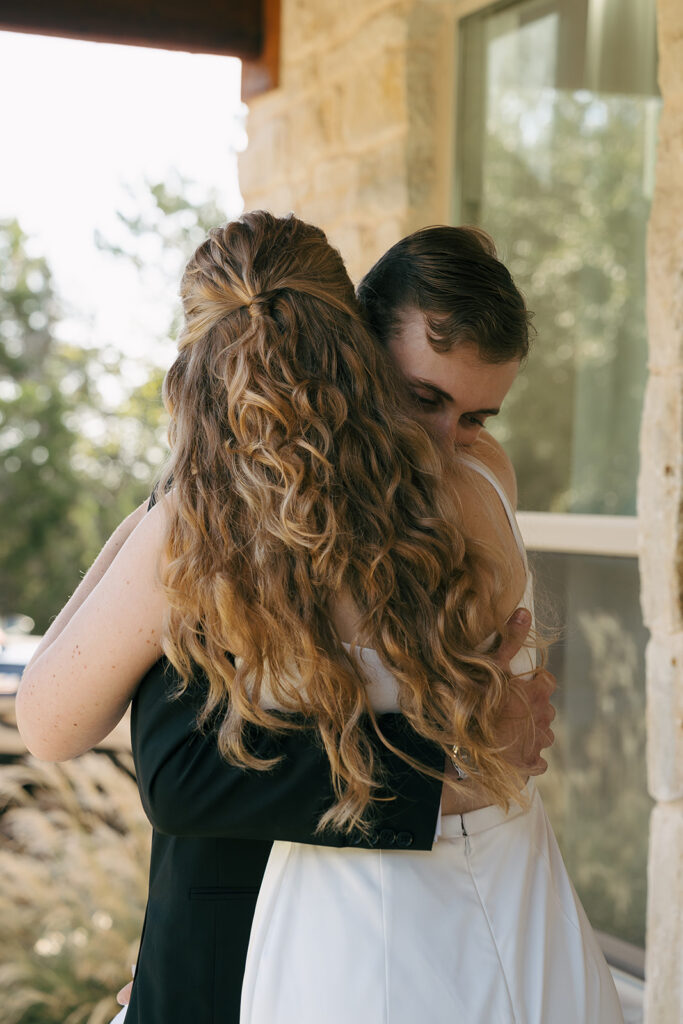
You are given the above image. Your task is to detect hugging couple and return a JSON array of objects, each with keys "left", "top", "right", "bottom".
[{"left": 18, "top": 212, "right": 624, "bottom": 1023}]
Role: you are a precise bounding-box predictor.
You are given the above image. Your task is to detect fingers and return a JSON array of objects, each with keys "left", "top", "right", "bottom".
[
  {"left": 526, "top": 756, "right": 548, "bottom": 777},
  {"left": 493, "top": 607, "right": 532, "bottom": 671},
  {"left": 525, "top": 711, "right": 555, "bottom": 771},
  {"left": 516, "top": 669, "right": 557, "bottom": 773}
]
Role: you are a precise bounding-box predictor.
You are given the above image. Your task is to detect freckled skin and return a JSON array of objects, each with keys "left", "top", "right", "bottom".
[{"left": 17, "top": 500, "right": 205, "bottom": 760}]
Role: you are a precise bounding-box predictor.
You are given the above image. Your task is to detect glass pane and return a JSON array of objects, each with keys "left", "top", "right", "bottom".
[
  {"left": 531, "top": 551, "right": 652, "bottom": 947},
  {"left": 458, "top": 0, "right": 660, "bottom": 514}
]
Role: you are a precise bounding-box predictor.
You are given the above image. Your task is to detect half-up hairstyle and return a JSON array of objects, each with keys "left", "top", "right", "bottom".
[{"left": 160, "top": 211, "right": 524, "bottom": 834}]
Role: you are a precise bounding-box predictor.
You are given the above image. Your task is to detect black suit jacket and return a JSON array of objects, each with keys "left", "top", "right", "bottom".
[{"left": 125, "top": 658, "right": 443, "bottom": 1023}]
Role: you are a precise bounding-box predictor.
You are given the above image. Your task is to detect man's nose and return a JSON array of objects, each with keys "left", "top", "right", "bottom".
[{"left": 452, "top": 422, "right": 475, "bottom": 447}]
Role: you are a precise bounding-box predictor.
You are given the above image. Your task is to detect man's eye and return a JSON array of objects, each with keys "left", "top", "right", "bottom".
[
  {"left": 411, "top": 392, "right": 440, "bottom": 409},
  {"left": 463, "top": 414, "right": 485, "bottom": 428}
]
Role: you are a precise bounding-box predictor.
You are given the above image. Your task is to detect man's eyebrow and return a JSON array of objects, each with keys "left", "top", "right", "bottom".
[
  {"left": 412, "top": 378, "right": 500, "bottom": 415},
  {"left": 413, "top": 379, "right": 454, "bottom": 402}
]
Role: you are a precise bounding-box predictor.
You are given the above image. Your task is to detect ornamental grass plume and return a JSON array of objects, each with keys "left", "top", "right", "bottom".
[{"left": 0, "top": 752, "right": 150, "bottom": 1024}]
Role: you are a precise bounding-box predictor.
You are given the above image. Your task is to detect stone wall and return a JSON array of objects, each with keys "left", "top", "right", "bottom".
[
  {"left": 239, "top": 0, "right": 464, "bottom": 283},
  {"left": 639, "top": 1, "right": 683, "bottom": 1020}
]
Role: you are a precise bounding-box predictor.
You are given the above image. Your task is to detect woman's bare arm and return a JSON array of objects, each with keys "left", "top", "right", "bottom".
[
  {"left": 24, "top": 500, "right": 149, "bottom": 672},
  {"left": 16, "top": 500, "right": 168, "bottom": 761}
]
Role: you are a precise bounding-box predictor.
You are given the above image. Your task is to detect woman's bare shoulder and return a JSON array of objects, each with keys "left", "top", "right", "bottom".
[{"left": 467, "top": 431, "right": 518, "bottom": 509}]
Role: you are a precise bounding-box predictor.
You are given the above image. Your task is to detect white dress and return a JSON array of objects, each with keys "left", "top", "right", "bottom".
[{"left": 240, "top": 458, "right": 624, "bottom": 1024}]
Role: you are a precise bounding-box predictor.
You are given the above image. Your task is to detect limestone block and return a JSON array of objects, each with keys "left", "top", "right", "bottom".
[
  {"left": 656, "top": 0, "right": 683, "bottom": 101},
  {"left": 281, "top": 49, "right": 320, "bottom": 94},
  {"left": 241, "top": 181, "right": 298, "bottom": 219},
  {"left": 406, "top": 142, "right": 437, "bottom": 218},
  {"left": 645, "top": 800, "right": 683, "bottom": 1024},
  {"left": 355, "top": 217, "right": 406, "bottom": 281},
  {"left": 325, "top": 221, "right": 365, "bottom": 283},
  {"left": 404, "top": 36, "right": 439, "bottom": 137},
  {"left": 339, "top": 44, "right": 408, "bottom": 146},
  {"left": 283, "top": 0, "right": 403, "bottom": 62},
  {"left": 313, "top": 84, "right": 347, "bottom": 152},
  {"left": 315, "top": 7, "right": 408, "bottom": 83},
  {"left": 646, "top": 635, "right": 683, "bottom": 801},
  {"left": 240, "top": 113, "right": 291, "bottom": 193},
  {"left": 637, "top": 373, "right": 683, "bottom": 633},
  {"left": 646, "top": 105, "right": 683, "bottom": 370},
  {"left": 295, "top": 194, "right": 353, "bottom": 236},
  {"left": 357, "top": 136, "right": 409, "bottom": 214},
  {"left": 286, "top": 99, "right": 333, "bottom": 167},
  {"left": 313, "top": 156, "right": 359, "bottom": 203}
]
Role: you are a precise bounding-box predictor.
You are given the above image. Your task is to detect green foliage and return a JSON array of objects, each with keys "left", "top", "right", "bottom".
[
  {"left": 533, "top": 554, "right": 652, "bottom": 947},
  {"left": 0, "top": 176, "right": 230, "bottom": 1019},
  {"left": 0, "top": 177, "right": 227, "bottom": 633},
  {"left": 95, "top": 172, "right": 229, "bottom": 346},
  {"left": 0, "top": 753, "right": 150, "bottom": 1024},
  {"left": 477, "top": 90, "right": 659, "bottom": 514}
]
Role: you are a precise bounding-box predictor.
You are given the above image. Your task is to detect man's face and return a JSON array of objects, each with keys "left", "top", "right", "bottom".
[{"left": 386, "top": 309, "right": 520, "bottom": 448}]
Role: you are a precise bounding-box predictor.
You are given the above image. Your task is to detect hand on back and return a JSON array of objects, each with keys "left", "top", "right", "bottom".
[
  {"left": 441, "top": 607, "right": 556, "bottom": 815},
  {"left": 492, "top": 607, "right": 556, "bottom": 776}
]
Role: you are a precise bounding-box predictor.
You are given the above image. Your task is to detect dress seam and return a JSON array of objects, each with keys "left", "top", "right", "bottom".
[
  {"left": 527, "top": 834, "right": 585, "bottom": 938},
  {"left": 464, "top": 837, "right": 519, "bottom": 1024},
  {"left": 378, "top": 849, "right": 390, "bottom": 1024},
  {"left": 526, "top": 794, "right": 584, "bottom": 941}
]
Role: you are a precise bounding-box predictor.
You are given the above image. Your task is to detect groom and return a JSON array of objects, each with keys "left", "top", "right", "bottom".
[{"left": 118, "top": 226, "right": 556, "bottom": 1023}]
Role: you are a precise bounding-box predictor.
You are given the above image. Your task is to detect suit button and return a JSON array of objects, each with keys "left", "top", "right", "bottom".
[
  {"left": 349, "top": 832, "right": 365, "bottom": 846},
  {"left": 378, "top": 828, "right": 396, "bottom": 847},
  {"left": 396, "top": 831, "right": 414, "bottom": 848},
  {"left": 367, "top": 830, "right": 380, "bottom": 847}
]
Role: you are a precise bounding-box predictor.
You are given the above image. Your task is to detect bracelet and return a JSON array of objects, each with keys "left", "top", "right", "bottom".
[{"left": 450, "top": 745, "right": 471, "bottom": 781}]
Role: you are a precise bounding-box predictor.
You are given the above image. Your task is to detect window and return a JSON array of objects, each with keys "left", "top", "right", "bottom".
[{"left": 457, "top": 0, "right": 659, "bottom": 952}]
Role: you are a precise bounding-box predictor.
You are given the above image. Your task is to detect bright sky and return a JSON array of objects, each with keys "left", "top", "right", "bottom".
[{"left": 0, "top": 30, "right": 245, "bottom": 367}]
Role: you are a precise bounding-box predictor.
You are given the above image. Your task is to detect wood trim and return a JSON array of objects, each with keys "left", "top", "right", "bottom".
[
  {"left": 242, "top": 0, "right": 281, "bottom": 100},
  {"left": 0, "top": 0, "right": 281, "bottom": 96},
  {"left": 517, "top": 512, "right": 639, "bottom": 558}
]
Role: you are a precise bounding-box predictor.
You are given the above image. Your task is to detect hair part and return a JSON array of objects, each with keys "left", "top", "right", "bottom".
[{"left": 357, "top": 225, "right": 534, "bottom": 363}]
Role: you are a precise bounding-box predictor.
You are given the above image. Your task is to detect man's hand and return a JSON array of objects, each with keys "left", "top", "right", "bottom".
[
  {"left": 441, "top": 607, "right": 556, "bottom": 814},
  {"left": 492, "top": 608, "right": 556, "bottom": 776}
]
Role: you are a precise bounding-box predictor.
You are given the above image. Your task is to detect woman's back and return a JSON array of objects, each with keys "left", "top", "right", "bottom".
[
  {"left": 328, "top": 435, "right": 527, "bottom": 654},
  {"left": 253, "top": 441, "right": 533, "bottom": 714}
]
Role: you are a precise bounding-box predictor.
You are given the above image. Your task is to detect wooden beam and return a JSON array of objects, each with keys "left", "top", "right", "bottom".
[
  {"left": 242, "top": 0, "right": 280, "bottom": 99},
  {"left": 0, "top": 1, "right": 280, "bottom": 95}
]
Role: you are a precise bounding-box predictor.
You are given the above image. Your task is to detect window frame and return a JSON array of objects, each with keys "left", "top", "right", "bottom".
[{"left": 453, "top": 0, "right": 655, "bottom": 974}]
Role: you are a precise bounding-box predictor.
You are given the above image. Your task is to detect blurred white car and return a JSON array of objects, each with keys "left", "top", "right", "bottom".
[
  {"left": 0, "top": 627, "right": 131, "bottom": 755},
  {"left": 0, "top": 633, "right": 41, "bottom": 696}
]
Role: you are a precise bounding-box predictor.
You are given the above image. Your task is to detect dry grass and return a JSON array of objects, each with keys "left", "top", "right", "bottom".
[{"left": 0, "top": 752, "right": 150, "bottom": 1024}]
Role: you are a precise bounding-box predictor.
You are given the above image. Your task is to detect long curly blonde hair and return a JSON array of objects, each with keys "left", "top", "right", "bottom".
[{"left": 159, "top": 211, "right": 525, "bottom": 834}]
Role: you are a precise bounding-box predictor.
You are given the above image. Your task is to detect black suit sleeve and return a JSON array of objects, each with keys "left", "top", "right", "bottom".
[{"left": 131, "top": 658, "right": 444, "bottom": 851}]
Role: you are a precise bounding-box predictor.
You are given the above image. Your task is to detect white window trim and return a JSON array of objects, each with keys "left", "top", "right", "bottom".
[{"left": 517, "top": 513, "right": 638, "bottom": 558}]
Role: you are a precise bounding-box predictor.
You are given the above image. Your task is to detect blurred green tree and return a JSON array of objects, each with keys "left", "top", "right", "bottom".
[
  {"left": 0, "top": 178, "right": 227, "bottom": 633},
  {"left": 475, "top": 90, "right": 658, "bottom": 515}
]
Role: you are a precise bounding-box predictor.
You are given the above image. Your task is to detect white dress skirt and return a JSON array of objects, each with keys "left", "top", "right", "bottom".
[
  {"left": 240, "top": 459, "right": 624, "bottom": 1024},
  {"left": 240, "top": 779, "right": 623, "bottom": 1023}
]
